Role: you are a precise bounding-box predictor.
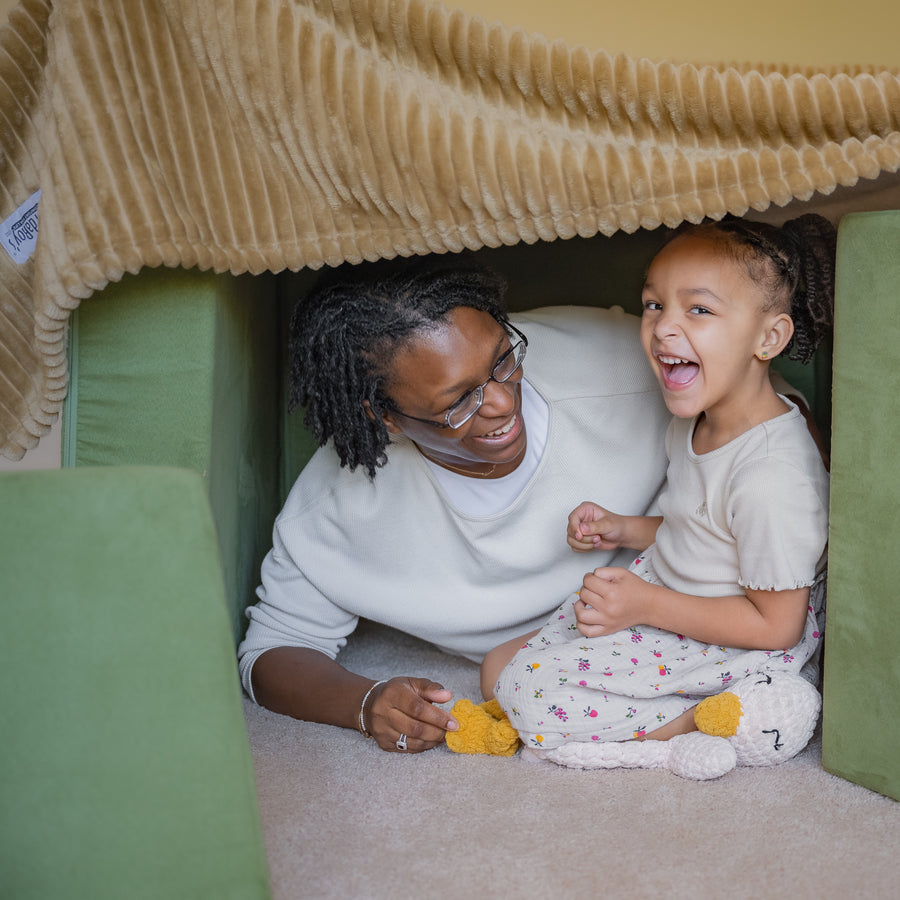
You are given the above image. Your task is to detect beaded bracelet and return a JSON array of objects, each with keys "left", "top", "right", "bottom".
[{"left": 358, "top": 679, "right": 387, "bottom": 738}]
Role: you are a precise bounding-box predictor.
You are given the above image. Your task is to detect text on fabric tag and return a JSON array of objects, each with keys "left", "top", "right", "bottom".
[{"left": 1, "top": 189, "right": 41, "bottom": 264}]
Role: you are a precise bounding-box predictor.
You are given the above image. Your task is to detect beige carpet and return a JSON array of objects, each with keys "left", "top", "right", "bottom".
[{"left": 244, "top": 620, "right": 899, "bottom": 899}]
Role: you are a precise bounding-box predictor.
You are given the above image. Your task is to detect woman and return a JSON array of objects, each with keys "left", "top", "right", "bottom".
[{"left": 238, "top": 253, "right": 673, "bottom": 752}]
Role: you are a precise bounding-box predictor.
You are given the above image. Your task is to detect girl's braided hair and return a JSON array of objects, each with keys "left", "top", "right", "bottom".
[
  {"left": 288, "top": 253, "right": 510, "bottom": 478},
  {"left": 675, "top": 213, "right": 837, "bottom": 363}
]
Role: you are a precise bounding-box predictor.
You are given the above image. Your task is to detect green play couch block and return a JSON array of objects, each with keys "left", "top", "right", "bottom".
[
  {"left": 822, "top": 210, "right": 900, "bottom": 801},
  {"left": 0, "top": 466, "right": 270, "bottom": 900},
  {"left": 65, "top": 266, "right": 281, "bottom": 644}
]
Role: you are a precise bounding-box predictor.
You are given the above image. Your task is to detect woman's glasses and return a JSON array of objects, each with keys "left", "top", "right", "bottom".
[{"left": 392, "top": 323, "right": 528, "bottom": 429}]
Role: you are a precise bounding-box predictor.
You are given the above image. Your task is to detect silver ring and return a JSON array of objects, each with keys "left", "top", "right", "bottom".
[{"left": 395, "top": 734, "right": 408, "bottom": 751}]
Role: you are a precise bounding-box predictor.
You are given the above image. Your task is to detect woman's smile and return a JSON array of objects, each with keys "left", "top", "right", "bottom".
[
  {"left": 483, "top": 413, "right": 519, "bottom": 439},
  {"left": 382, "top": 307, "right": 529, "bottom": 475}
]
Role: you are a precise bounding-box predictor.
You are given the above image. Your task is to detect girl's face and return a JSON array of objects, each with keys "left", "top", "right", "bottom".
[
  {"left": 379, "top": 307, "right": 528, "bottom": 473},
  {"left": 640, "top": 233, "right": 791, "bottom": 427}
]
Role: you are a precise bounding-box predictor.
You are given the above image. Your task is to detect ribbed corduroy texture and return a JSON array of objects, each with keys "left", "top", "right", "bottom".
[{"left": 2, "top": 0, "right": 900, "bottom": 459}]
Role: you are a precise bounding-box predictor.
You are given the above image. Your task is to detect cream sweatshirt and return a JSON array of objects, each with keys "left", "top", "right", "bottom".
[{"left": 238, "top": 306, "right": 670, "bottom": 700}]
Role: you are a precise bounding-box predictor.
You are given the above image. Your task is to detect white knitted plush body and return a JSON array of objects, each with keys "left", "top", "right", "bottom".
[{"left": 530, "top": 673, "right": 821, "bottom": 780}]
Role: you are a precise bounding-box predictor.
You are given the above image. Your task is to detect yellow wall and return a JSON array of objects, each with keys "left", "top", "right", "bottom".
[
  {"left": 2, "top": 1, "right": 896, "bottom": 68},
  {"left": 450, "top": 0, "right": 899, "bottom": 69}
]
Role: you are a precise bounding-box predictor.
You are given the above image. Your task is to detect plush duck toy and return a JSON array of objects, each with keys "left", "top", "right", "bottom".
[{"left": 447, "top": 673, "right": 821, "bottom": 781}]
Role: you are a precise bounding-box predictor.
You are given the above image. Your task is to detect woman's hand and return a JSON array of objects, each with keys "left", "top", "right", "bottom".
[
  {"left": 365, "top": 677, "right": 459, "bottom": 753},
  {"left": 575, "top": 567, "right": 651, "bottom": 636},
  {"left": 251, "top": 647, "right": 458, "bottom": 753}
]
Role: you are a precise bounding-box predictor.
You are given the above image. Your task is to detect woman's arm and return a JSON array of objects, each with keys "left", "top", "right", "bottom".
[
  {"left": 251, "top": 647, "right": 459, "bottom": 753},
  {"left": 576, "top": 567, "right": 810, "bottom": 651}
]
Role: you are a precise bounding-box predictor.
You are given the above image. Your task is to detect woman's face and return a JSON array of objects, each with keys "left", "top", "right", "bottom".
[{"left": 380, "top": 307, "right": 528, "bottom": 473}]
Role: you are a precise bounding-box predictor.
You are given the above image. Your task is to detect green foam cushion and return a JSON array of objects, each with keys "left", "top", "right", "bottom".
[
  {"left": 822, "top": 210, "right": 900, "bottom": 801},
  {"left": 0, "top": 467, "right": 270, "bottom": 899},
  {"left": 67, "top": 267, "right": 280, "bottom": 643}
]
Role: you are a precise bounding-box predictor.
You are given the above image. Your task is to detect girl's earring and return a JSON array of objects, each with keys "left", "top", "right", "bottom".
[{"left": 760, "top": 351, "right": 768, "bottom": 359}]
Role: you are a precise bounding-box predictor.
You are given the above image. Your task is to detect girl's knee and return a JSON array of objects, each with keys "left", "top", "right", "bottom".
[{"left": 480, "top": 630, "right": 538, "bottom": 700}]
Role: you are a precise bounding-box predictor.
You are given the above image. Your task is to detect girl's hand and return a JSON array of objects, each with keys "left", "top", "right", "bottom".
[
  {"left": 575, "top": 567, "right": 650, "bottom": 636},
  {"left": 567, "top": 502, "right": 631, "bottom": 552},
  {"left": 365, "top": 677, "right": 458, "bottom": 753}
]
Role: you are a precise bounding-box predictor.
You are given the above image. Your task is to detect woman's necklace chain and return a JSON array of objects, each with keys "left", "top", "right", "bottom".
[
  {"left": 435, "top": 460, "right": 497, "bottom": 478},
  {"left": 415, "top": 444, "right": 497, "bottom": 478}
]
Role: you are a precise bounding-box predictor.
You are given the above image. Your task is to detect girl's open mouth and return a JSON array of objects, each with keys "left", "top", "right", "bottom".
[{"left": 658, "top": 355, "right": 699, "bottom": 388}]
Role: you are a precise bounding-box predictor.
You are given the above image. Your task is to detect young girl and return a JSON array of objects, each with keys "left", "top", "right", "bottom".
[{"left": 486, "top": 214, "right": 835, "bottom": 750}]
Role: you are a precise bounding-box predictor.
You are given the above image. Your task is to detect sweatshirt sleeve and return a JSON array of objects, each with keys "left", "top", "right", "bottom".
[{"left": 237, "top": 512, "right": 358, "bottom": 702}]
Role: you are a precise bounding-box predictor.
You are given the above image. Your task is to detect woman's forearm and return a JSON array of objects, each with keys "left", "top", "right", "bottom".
[
  {"left": 249, "top": 644, "right": 459, "bottom": 753},
  {"left": 251, "top": 646, "right": 374, "bottom": 732}
]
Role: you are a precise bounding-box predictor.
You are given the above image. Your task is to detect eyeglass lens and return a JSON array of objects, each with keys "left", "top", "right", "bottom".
[{"left": 446, "top": 339, "right": 526, "bottom": 428}]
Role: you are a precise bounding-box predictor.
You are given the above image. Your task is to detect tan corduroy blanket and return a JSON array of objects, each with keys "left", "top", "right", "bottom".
[{"left": 1, "top": 0, "right": 899, "bottom": 460}]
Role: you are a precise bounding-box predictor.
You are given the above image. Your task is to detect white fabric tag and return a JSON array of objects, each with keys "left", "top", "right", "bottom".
[{"left": 1, "top": 189, "right": 41, "bottom": 263}]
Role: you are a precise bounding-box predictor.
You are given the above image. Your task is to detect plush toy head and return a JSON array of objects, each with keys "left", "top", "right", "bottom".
[
  {"left": 693, "top": 672, "right": 822, "bottom": 767},
  {"left": 445, "top": 698, "right": 520, "bottom": 756}
]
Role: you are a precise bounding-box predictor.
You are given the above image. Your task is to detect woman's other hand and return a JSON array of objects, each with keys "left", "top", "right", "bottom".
[
  {"left": 251, "top": 648, "right": 457, "bottom": 753},
  {"left": 365, "top": 677, "right": 458, "bottom": 753}
]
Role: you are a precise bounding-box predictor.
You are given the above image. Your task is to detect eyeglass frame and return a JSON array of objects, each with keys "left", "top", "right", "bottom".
[{"left": 387, "top": 321, "right": 528, "bottom": 430}]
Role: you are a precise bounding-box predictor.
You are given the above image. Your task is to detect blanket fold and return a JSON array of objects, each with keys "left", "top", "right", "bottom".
[{"left": 2, "top": 0, "right": 899, "bottom": 459}]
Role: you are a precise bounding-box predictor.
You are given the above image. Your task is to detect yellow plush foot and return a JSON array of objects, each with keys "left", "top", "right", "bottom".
[{"left": 445, "top": 698, "right": 520, "bottom": 756}]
